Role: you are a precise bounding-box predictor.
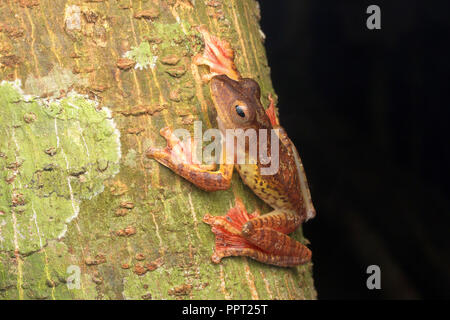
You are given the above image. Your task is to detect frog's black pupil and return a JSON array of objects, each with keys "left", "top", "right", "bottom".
[{"left": 235, "top": 105, "right": 245, "bottom": 117}]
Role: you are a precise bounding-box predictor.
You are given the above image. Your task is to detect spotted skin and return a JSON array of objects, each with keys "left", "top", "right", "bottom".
[{"left": 236, "top": 164, "right": 296, "bottom": 214}]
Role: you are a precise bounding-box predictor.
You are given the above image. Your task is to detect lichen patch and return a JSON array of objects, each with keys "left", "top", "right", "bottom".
[
  {"left": 0, "top": 81, "right": 121, "bottom": 254},
  {"left": 124, "top": 41, "right": 155, "bottom": 71}
]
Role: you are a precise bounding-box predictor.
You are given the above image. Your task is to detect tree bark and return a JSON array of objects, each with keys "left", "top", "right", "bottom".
[{"left": 0, "top": 0, "right": 316, "bottom": 300}]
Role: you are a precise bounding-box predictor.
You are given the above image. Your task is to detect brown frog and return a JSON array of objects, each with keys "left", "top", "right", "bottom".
[{"left": 146, "top": 27, "right": 315, "bottom": 267}]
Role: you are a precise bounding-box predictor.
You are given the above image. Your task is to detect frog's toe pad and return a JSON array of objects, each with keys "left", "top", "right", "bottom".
[
  {"left": 146, "top": 126, "right": 199, "bottom": 165},
  {"left": 202, "top": 198, "right": 260, "bottom": 263}
]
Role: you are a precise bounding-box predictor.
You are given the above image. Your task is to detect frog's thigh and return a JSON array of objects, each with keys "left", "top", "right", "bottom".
[
  {"left": 241, "top": 211, "right": 311, "bottom": 263},
  {"left": 242, "top": 226, "right": 309, "bottom": 257},
  {"left": 243, "top": 210, "right": 301, "bottom": 234}
]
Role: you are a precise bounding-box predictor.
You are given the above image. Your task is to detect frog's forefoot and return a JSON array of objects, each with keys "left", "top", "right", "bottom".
[
  {"left": 193, "top": 25, "right": 241, "bottom": 81},
  {"left": 146, "top": 127, "right": 228, "bottom": 191},
  {"left": 265, "top": 93, "right": 279, "bottom": 126},
  {"left": 146, "top": 126, "right": 198, "bottom": 166}
]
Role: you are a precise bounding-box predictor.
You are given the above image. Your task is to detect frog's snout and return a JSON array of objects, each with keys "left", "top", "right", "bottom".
[
  {"left": 210, "top": 74, "right": 235, "bottom": 94},
  {"left": 210, "top": 75, "right": 225, "bottom": 95}
]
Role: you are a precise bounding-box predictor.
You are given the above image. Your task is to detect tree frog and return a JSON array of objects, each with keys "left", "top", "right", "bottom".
[{"left": 146, "top": 26, "right": 315, "bottom": 267}]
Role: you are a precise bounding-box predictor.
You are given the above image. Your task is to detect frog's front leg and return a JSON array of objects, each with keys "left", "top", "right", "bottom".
[
  {"left": 193, "top": 25, "right": 241, "bottom": 81},
  {"left": 203, "top": 199, "right": 311, "bottom": 267},
  {"left": 265, "top": 93, "right": 279, "bottom": 126},
  {"left": 146, "top": 127, "right": 234, "bottom": 192}
]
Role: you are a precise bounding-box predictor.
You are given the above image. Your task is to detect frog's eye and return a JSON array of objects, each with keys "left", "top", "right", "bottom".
[
  {"left": 235, "top": 105, "right": 246, "bottom": 118},
  {"left": 231, "top": 102, "right": 255, "bottom": 124}
]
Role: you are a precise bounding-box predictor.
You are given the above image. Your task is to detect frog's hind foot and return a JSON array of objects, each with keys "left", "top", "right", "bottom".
[
  {"left": 203, "top": 197, "right": 260, "bottom": 263},
  {"left": 203, "top": 198, "right": 312, "bottom": 267},
  {"left": 193, "top": 25, "right": 241, "bottom": 81}
]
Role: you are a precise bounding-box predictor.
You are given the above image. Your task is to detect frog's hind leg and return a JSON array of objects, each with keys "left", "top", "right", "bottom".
[
  {"left": 203, "top": 199, "right": 311, "bottom": 267},
  {"left": 241, "top": 211, "right": 311, "bottom": 266}
]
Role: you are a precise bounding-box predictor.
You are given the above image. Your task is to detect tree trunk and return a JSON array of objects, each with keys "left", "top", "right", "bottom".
[{"left": 0, "top": 0, "right": 316, "bottom": 300}]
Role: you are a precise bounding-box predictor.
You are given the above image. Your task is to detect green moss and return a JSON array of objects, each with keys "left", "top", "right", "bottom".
[
  {"left": 0, "top": 80, "right": 121, "bottom": 255},
  {"left": 153, "top": 21, "right": 201, "bottom": 54},
  {"left": 124, "top": 22, "right": 202, "bottom": 71}
]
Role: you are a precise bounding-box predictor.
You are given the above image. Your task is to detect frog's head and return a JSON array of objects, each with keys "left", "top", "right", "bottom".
[{"left": 210, "top": 75, "right": 271, "bottom": 132}]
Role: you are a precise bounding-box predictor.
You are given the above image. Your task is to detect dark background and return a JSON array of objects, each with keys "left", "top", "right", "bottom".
[{"left": 259, "top": 0, "right": 450, "bottom": 299}]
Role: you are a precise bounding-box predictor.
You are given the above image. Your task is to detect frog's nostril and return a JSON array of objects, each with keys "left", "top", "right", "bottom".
[{"left": 210, "top": 77, "right": 221, "bottom": 93}]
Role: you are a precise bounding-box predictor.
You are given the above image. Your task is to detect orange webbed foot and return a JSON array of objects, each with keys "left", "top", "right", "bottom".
[
  {"left": 193, "top": 25, "right": 241, "bottom": 81},
  {"left": 203, "top": 198, "right": 311, "bottom": 267},
  {"left": 265, "top": 93, "right": 279, "bottom": 126},
  {"left": 202, "top": 198, "right": 260, "bottom": 264}
]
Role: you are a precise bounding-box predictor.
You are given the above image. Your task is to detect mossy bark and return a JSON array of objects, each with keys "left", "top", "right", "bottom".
[{"left": 0, "top": 0, "right": 316, "bottom": 300}]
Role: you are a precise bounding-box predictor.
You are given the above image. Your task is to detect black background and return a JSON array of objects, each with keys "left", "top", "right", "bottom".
[{"left": 259, "top": 0, "right": 449, "bottom": 299}]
